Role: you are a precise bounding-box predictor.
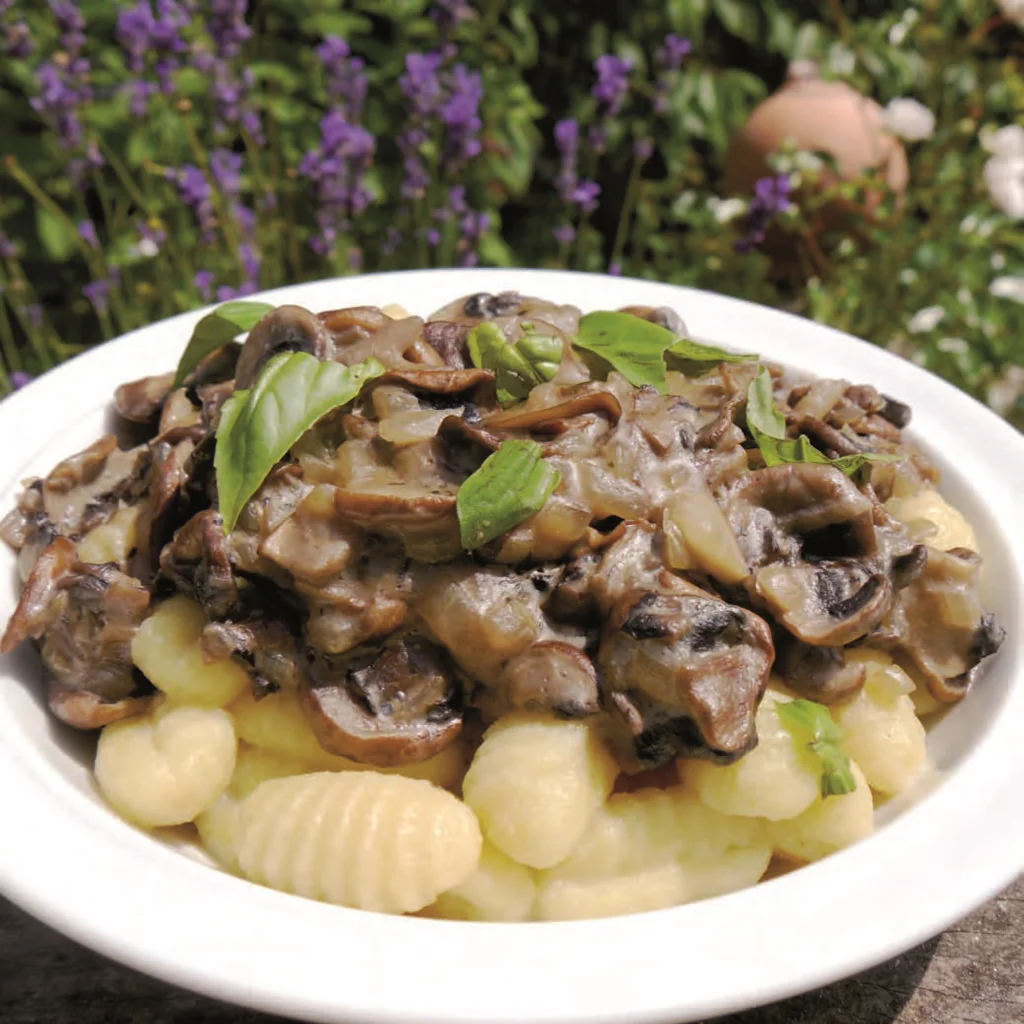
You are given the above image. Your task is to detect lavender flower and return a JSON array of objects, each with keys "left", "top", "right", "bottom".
[
  {"left": 554, "top": 118, "right": 579, "bottom": 202},
  {"left": 431, "top": 0, "right": 474, "bottom": 36},
  {"left": 735, "top": 174, "right": 792, "bottom": 252},
  {"left": 0, "top": 232, "right": 15, "bottom": 260},
  {"left": 83, "top": 279, "right": 110, "bottom": 316},
  {"left": 315, "top": 36, "right": 368, "bottom": 119},
  {"left": 4, "top": 18, "right": 33, "bottom": 58},
  {"left": 78, "top": 219, "right": 99, "bottom": 249},
  {"left": 209, "top": 148, "right": 243, "bottom": 197},
  {"left": 570, "top": 180, "right": 601, "bottom": 213},
  {"left": 206, "top": 0, "right": 250, "bottom": 58},
  {"left": 400, "top": 52, "right": 444, "bottom": 119},
  {"left": 210, "top": 65, "right": 263, "bottom": 143},
  {"left": 380, "top": 226, "right": 402, "bottom": 257},
  {"left": 51, "top": 1, "right": 85, "bottom": 55},
  {"left": 26, "top": 304, "right": 43, "bottom": 331},
  {"left": 31, "top": 59, "right": 93, "bottom": 151},
  {"left": 194, "top": 269, "right": 215, "bottom": 301},
  {"left": 169, "top": 164, "right": 217, "bottom": 242},
  {"left": 608, "top": 263, "right": 622, "bottom": 276},
  {"left": 67, "top": 139, "right": 104, "bottom": 189},
  {"left": 298, "top": 111, "right": 375, "bottom": 256},
  {"left": 239, "top": 242, "right": 260, "bottom": 291},
  {"left": 592, "top": 55, "right": 632, "bottom": 118},
  {"left": 456, "top": 209, "right": 488, "bottom": 267},
  {"left": 441, "top": 64, "right": 482, "bottom": 169},
  {"left": 552, "top": 224, "right": 575, "bottom": 246},
  {"left": 425, "top": 227, "right": 441, "bottom": 247},
  {"left": 10, "top": 371, "right": 32, "bottom": 390},
  {"left": 116, "top": 1, "right": 188, "bottom": 93},
  {"left": 654, "top": 35, "right": 691, "bottom": 114},
  {"left": 633, "top": 137, "right": 654, "bottom": 161}
]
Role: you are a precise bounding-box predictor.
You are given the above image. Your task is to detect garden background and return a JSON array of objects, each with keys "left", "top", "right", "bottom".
[{"left": 0, "top": 0, "right": 1022, "bottom": 429}]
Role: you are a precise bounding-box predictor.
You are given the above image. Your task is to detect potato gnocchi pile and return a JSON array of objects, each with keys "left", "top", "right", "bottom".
[
  {"left": 1, "top": 292, "right": 1002, "bottom": 921},
  {"left": 94, "top": 586, "right": 941, "bottom": 921}
]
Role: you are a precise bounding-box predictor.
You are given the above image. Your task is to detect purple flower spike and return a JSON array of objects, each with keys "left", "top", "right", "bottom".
[
  {"left": 26, "top": 304, "right": 43, "bottom": 330},
  {"left": 441, "top": 64, "right": 482, "bottom": 169},
  {"left": 207, "top": 0, "right": 251, "bottom": 58},
  {"left": 634, "top": 137, "right": 654, "bottom": 161},
  {"left": 209, "top": 148, "right": 243, "bottom": 197},
  {"left": 400, "top": 52, "right": 444, "bottom": 119},
  {"left": 10, "top": 371, "right": 33, "bottom": 390},
  {"left": 380, "top": 226, "right": 402, "bottom": 257},
  {"left": 736, "top": 174, "right": 792, "bottom": 252},
  {"left": 5, "top": 19, "right": 34, "bottom": 58},
  {"left": 194, "top": 270, "right": 215, "bottom": 301},
  {"left": 171, "top": 165, "right": 218, "bottom": 242},
  {"left": 316, "top": 36, "right": 367, "bottom": 120},
  {"left": 592, "top": 54, "right": 632, "bottom": 118},
  {"left": 653, "top": 34, "right": 691, "bottom": 114},
  {"left": 608, "top": 263, "right": 622, "bottom": 276},
  {"left": 83, "top": 279, "right": 110, "bottom": 316},
  {"left": 50, "top": 1, "right": 86, "bottom": 55},
  {"left": 78, "top": 219, "right": 99, "bottom": 249},
  {"left": 552, "top": 224, "right": 575, "bottom": 246},
  {"left": 570, "top": 180, "right": 601, "bottom": 214},
  {"left": 0, "top": 232, "right": 15, "bottom": 260}
]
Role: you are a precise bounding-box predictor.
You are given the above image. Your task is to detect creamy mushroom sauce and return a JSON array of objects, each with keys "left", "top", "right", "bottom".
[{"left": 0, "top": 291, "right": 1005, "bottom": 916}]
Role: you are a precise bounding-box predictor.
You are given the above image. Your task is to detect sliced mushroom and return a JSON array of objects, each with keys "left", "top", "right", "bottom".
[
  {"left": 0, "top": 536, "right": 78, "bottom": 653},
  {"left": 498, "top": 641, "right": 600, "bottom": 718},
  {"left": 773, "top": 634, "right": 867, "bottom": 703},
  {"left": 378, "top": 367, "right": 494, "bottom": 393},
  {"left": 47, "top": 684, "right": 154, "bottom": 729},
  {"left": 134, "top": 438, "right": 196, "bottom": 571},
  {"left": 235, "top": 305, "right": 331, "bottom": 389},
  {"left": 318, "top": 305, "right": 391, "bottom": 347},
  {"left": 485, "top": 384, "right": 623, "bottom": 432},
  {"left": 159, "top": 509, "right": 237, "bottom": 619},
  {"left": 0, "top": 480, "right": 57, "bottom": 581},
  {"left": 333, "top": 484, "right": 460, "bottom": 563},
  {"left": 114, "top": 372, "right": 174, "bottom": 423},
  {"left": 753, "top": 561, "right": 893, "bottom": 646},
  {"left": 874, "top": 546, "right": 1005, "bottom": 702},
  {"left": 422, "top": 320, "right": 471, "bottom": 367},
  {"left": 43, "top": 435, "right": 150, "bottom": 539},
  {"left": 300, "top": 634, "right": 463, "bottom": 766},
  {"left": 599, "top": 585, "right": 774, "bottom": 767},
  {"left": 201, "top": 618, "right": 305, "bottom": 695}
]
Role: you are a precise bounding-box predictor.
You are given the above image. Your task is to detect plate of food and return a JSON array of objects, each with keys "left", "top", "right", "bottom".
[{"left": 0, "top": 268, "right": 1020, "bottom": 1024}]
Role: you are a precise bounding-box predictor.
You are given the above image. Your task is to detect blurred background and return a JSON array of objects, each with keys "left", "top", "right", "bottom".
[{"left": 0, "top": 0, "right": 1021, "bottom": 427}]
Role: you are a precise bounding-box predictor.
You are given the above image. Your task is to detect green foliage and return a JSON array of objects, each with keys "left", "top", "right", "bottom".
[{"left": 0, "top": 0, "right": 1021, "bottom": 429}]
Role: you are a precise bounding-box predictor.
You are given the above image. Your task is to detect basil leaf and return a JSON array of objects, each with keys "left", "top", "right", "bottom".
[
  {"left": 516, "top": 331, "right": 563, "bottom": 381},
  {"left": 746, "top": 367, "right": 902, "bottom": 476},
  {"left": 457, "top": 439, "right": 561, "bottom": 549},
  {"left": 215, "top": 352, "right": 385, "bottom": 532},
  {"left": 173, "top": 300, "right": 275, "bottom": 388},
  {"left": 468, "top": 322, "right": 543, "bottom": 407},
  {"left": 572, "top": 311, "right": 675, "bottom": 392},
  {"left": 667, "top": 337, "right": 757, "bottom": 364},
  {"left": 746, "top": 365, "right": 787, "bottom": 440},
  {"left": 776, "top": 698, "right": 856, "bottom": 798}
]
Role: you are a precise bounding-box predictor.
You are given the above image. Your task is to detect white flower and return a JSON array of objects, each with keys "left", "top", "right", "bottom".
[
  {"left": 989, "top": 275, "right": 1024, "bottom": 303},
  {"left": 937, "top": 337, "right": 969, "bottom": 355},
  {"left": 793, "top": 150, "right": 824, "bottom": 174},
  {"left": 707, "top": 196, "right": 746, "bottom": 223},
  {"left": 900, "top": 268, "right": 918, "bottom": 285},
  {"left": 907, "top": 305, "right": 946, "bottom": 333},
  {"left": 996, "top": 0, "right": 1024, "bottom": 28},
  {"left": 882, "top": 98, "right": 935, "bottom": 141},
  {"left": 991, "top": 252, "right": 1007, "bottom": 270},
  {"left": 130, "top": 237, "right": 159, "bottom": 259},
  {"left": 987, "top": 365, "right": 1024, "bottom": 417},
  {"left": 981, "top": 125, "right": 1024, "bottom": 158},
  {"left": 983, "top": 152, "right": 1024, "bottom": 219},
  {"left": 960, "top": 213, "right": 979, "bottom": 233},
  {"left": 888, "top": 22, "right": 908, "bottom": 45},
  {"left": 827, "top": 43, "right": 856, "bottom": 76},
  {"left": 957, "top": 286, "right": 974, "bottom": 307}
]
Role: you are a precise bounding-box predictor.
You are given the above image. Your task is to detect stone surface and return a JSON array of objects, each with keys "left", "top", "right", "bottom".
[{"left": 0, "top": 877, "right": 1021, "bottom": 1023}]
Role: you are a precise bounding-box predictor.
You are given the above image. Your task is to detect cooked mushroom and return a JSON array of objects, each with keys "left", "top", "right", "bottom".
[
  {"left": 158, "top": 509, "right": 237, "bottom": 618},
  {"left": 299, "top": 634, "right": 462, "bottom": 766},
  {"left": 752, "top": 560, "right": 893, "bottom": 646},
  {"left": 873, "top": 546, "right": 1005, "bottom": 702},
  {"left": 599, "top": 584, "right": 774, "bottom": 767},
  {"left": 235, "top": 304, "right": 332, "bottom": 389},
  {"left": 201, "top": 618, "right": 305, "bottom": 695},
  {"left": 498, "top": 640, "right": 600, "bottom": 718},
  {"left": 114, "top": 372, "right": 174, "bottom": 423},
  {"left": 0, "top": 536, "right": 78, "bottom": 653},
  {"left": 485, "top": 384, "right": 623, "bottom": 432},
  {"left": 617, "top": 304, "right": 688, "bottom": 337},
  {"left": 42, "top": 435, "right": 150, "bottom": 539},
  {"left": 422, "top": 320, "right": 471, "bottom": 368},
  {"left": 378, "top": 367, "right": 494, "bottom": 394},
  {"left": 773, "top": 634, "right": 867, "bottom": 703}
]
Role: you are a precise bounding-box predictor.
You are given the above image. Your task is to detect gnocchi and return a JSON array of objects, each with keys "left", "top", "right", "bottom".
[
  {"left": 95, "top": 704, "right": 236, "bottom": 828},
  {"left": 234, "top": 771, "right": 482, "bottom": 914},
  {"left": 462, "top": 713, "right": 618, "bottom": 869},
  {"left": 534, "top": 864, "right": 689, "bottom": 921},
  {"left": 886, "top": 487, "right": 978, "bottom": 552},
  {"left": 132, "top": 596, "right": 250, "bottom": 708},
  {"left": 429, "top": 843, "right": 536, "bottom": 922}
]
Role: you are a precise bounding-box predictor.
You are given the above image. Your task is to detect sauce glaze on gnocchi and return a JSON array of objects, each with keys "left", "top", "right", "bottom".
[{"left": 1, "top": 292, "right": 1003, "bottom": 921}]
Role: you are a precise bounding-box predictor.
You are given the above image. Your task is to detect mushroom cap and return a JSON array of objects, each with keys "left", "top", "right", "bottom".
[
  {"left": 235, "top": 305, "right": 331, "bottom": 390},
  {"left": 500, "top": 641, "right": 600, "bottom": 718},
  {"left": 300, "top": 635, "right": 463, "bottom": 766}
]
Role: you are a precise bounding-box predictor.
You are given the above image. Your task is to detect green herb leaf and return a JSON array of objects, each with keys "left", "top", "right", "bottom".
[
  {"left": 776, "top": 698, "right": 856, "bottom": 798},
  {"left": 467, "top": 322, "right": 560, "bottom": 406},
  {"left": 456, "top": 439, "right": 561, "bottom": 549},
  {"left": 173, "top": 301, "right": 275, "bottom": 388},
  {"left": 746, "top": 367, "right": 903, "bottom": 476},
  {"left": 666, "top": 337, "right": 757, "bottom": 364},
  {"left": 573, "top": 311, "right": 677, "bottom": 392},
  {"left": 214, "top": 352, "right": 385, "bottom": 532}
]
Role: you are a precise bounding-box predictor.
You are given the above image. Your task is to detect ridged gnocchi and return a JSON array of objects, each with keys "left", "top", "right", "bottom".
[
  {"left": 462, "top": 713, "right": 618, "bottom": 869},
  {"left": 132, "top": 596, "right": 250, "bottom": 708},
  {"left": 95, "top": 704, "right": 236, "bottom": 828},
  {"left": 681, "top": 689, "right": 820, "bottom": 821},
  {"left": 234, "top": 771, "right": 482, "bottom": 913}
]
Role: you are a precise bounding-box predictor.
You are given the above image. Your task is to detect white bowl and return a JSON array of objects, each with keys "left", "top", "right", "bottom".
[{"left": 1, "top": 269, "right": 1021, "bottom": 1024}]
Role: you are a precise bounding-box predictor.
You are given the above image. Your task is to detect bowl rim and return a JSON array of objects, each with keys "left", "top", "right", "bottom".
[{"left": 1, "top": 268, "right": 1022, "bottom": 1024}]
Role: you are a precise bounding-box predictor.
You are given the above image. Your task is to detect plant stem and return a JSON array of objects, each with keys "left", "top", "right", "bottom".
[
  {"left": 3, "top": 158, "right": 94, "bottom": 262},
  {"left": 609, "top": 154, "right": 644, "bottom": 272},
  {"left": 0, "top": 265, "right": 55, "bottom": 370},
  {"left": 0, "top": 295, "right": 22, "bottom": 375}
]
